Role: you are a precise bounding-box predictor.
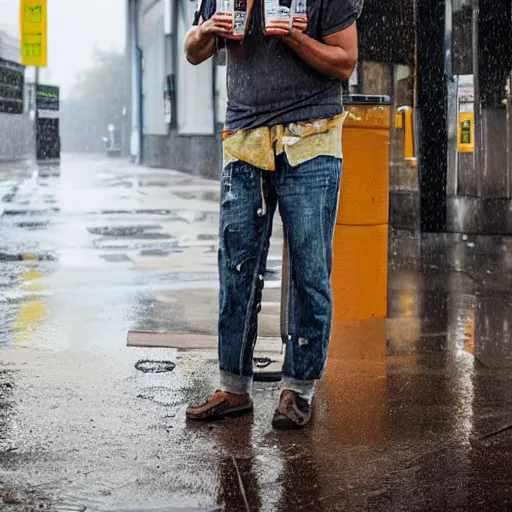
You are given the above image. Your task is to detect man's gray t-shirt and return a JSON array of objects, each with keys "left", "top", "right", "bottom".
[{"left": 205, "top": 0, "right": 363, "bottom": 130}]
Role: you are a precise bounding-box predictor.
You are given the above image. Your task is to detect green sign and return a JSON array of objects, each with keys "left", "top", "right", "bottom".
[{"left": 36, "top": 84, "right": 59, "bottom": 111}]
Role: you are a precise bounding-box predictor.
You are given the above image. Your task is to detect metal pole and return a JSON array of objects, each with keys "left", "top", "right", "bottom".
[
  {"left": 507, "top": 72, "right": 512, "bottom": 198},
  {"left": 34, "top": 66, "right": 39, "bottom": 160},
  {"left": 445, "top": 0, "right": 459, "bottom": 197},
  {"left": 280, "top": 228, "right": 289, "bottom": 347},
  {"left": 472, "top": 0, "right": 482, "bottom": 198},
  {"left": 389, "top": 64, "right": 398, "bottom": 190},
  {"left": 128, "top": 0, "right": 141, "bottom": 164}
]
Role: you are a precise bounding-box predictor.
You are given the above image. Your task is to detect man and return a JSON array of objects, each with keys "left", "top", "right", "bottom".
[{"left": 185, "top": 0, "right": 362, "bottom": 429}]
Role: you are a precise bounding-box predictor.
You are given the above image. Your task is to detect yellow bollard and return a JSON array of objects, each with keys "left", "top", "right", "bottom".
[
  {"left": 336, "top": 109, "right": 390, "bottom": 226},
  {"left": 332, "top": 223, "right": 388, "bottom": 321},
  {"left": 332, "top": 96, "right": 391, "bottom": 322}
]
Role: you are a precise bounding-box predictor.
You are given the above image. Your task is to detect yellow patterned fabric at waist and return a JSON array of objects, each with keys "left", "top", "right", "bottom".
[{"left": 222, "top": 113, "right": 348, "bottom": 171}]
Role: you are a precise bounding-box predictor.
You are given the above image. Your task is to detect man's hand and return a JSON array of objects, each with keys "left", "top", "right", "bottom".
[
  {"left": 184, "top": 15, "right": 232, "bottom": 65},
  {"left": 266, "top": 16, "right": 307, "bottom": 36},
  {"left": 202, "top": 14, "right": 233, "bottom": 37},
  {"left": 281, "top": 22, "right": 358, "bottom": 81},
  {"left": 291, "top": 16, "right": 307, "bottom": 33}
]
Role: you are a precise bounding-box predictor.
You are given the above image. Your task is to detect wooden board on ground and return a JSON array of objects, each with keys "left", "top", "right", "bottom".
[
  {"left": 127, "top": 331, "right": 283, "bottom": 353},
  {"left": 127, "top": 331, "right": 217, "bottom": 349}
]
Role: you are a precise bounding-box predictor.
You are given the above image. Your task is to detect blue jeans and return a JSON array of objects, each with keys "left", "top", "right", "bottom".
[{"left": 218, "top": 154, "right": 342, "bottom": 396}]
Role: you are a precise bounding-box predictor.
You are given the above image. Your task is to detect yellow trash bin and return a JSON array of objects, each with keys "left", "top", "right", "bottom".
[{"left": 332, "top": 95, "right": 391, "bottom": 321}]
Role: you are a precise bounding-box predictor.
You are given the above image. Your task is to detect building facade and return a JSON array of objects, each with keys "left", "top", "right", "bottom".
[
  {"left": 128, "top": 0, "right": 512, "bottom": 234},
  {"left": 127, "top": 0, "right": 222, "bottom": 178},
  {"left": 0, "top": 30, "right": 34, "bottom": 162}
]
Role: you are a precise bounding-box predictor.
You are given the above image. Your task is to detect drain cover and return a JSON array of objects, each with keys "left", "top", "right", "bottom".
[{"left": 135, "top": 360, "right": 176, "bottom": 373}]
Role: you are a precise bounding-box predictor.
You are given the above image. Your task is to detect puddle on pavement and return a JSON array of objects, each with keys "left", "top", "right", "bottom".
[
  {"left": 93, "top": 210, "right": 193, "bottom": 222},
  {"left": 137, "top": 176, "right": 197, "bottom": 188},
  {"left": 135, "top": 209, "right": 191, "bottom": 219},
  {"left": 101, "top": 178, "right": 133, "bottom": 188},
  {"left": 14, "top": 220, "right": 51, "bottom": 229},
  {"left": 87, "top": 226, "right": 167, "bottom": 237},
  {"left": 140, "top": 181, "right": 170, "bottom": 187},
  {"left": 174, "top": 191, "right": 198, "bottom": 200},
  {"left": 2, "top": 207, "right": 60, "bottom": 216},
  {"left": 193, "top": 212, "right": 220, "bottom": 223},
  {"left": 37, "top": 166, "right": 61, "bottom": 178},
  {"left": 0, "top": 268, "right": 51, "bottom": 346},
  {"left": 0, "top": 252, "right": 56, "bottom": 261},
  {"left": 87, "top": 210, "right": 219, "bottom": 226},
  {"left": 174, "top": 190, "right": 219, "bottom": 202},
  {"left": 93, "top": 238, "right": 182, "bottom": 252},
  {"left": 139, "top": 249, "right": 171, "bottom": 257},
  {"left": 1, "top": 188, "right": 18, "bottom": 203},
  {"left": 123, "top": 233, "right": 172, "bottom": 240},
  {"left": 99, "top": 254, "right": 132, "bottom": 263}
]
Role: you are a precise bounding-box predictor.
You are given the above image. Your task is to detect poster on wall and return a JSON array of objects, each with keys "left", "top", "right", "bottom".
[{"left": 0, "top": 58, "right": 24, "bottom": 114}]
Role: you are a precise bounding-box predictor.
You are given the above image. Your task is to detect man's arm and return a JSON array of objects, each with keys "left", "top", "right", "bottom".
[
  {"left": 281, "top": 22, "right": 358, "bottom": 81},
  {"left": 184, "top": 17, "right": 231, "bottom": 65}
]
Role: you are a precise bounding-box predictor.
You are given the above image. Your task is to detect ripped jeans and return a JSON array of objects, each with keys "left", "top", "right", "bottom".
[{"left": 218, "top": 154, "right": 342, "bottom": 398}]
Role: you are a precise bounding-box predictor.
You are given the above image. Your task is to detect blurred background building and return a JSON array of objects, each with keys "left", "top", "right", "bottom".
[
  {"left": 126, "top": 0, "right": 218, "bottom": 176},
  {"left": 0, "top": 29, "right": 34, "bottom": 162}
]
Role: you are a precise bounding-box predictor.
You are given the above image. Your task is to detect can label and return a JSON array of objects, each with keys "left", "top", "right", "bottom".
[
  {"left": 294, "top": 0, "right": 307, "bottom": 21},
  {"left": 216, "top": 0, "right": 248, "bottom": 39},
  {"left": 264, "top": 0, "right": 293, "bottom": 35}
]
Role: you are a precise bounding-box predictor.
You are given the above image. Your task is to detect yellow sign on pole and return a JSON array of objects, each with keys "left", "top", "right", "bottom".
[{"left": 20, "top": 0, "right": 47, "bottom": 67}]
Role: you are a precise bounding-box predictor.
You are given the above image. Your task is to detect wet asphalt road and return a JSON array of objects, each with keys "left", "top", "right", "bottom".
[{"left": 3, "top": 154, "right": 512, "bottom": 510}]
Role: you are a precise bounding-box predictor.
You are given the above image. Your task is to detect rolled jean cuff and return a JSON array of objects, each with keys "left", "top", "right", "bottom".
[
  {"left": 220, "top": 369, "right": 253, "bottom": 395},
  {"left": 281, "top": 376, "right": 316, "bottom": 404}
]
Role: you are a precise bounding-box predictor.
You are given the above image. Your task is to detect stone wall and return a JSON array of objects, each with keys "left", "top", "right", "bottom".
[
  {"left": 142, "top": 132, "right": 222, "bottom": 179},
  {"left": 0, "top": 113, "right": 35, "bottom": 162}
]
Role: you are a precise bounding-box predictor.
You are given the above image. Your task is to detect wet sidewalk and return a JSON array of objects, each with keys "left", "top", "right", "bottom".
[{"left": 2, "top": 154, "right": 512, "bottom": 510}]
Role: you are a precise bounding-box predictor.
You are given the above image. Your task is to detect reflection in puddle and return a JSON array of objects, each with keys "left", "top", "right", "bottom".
[
  {"left": 475, "top": 296, "right": 512, "bottom": 368},
  {"left": 11, "top": 270, "right": 48, "bottom": 343},
  {"left": 318, "top": 319, "right": 388, "bottom": 446}
]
